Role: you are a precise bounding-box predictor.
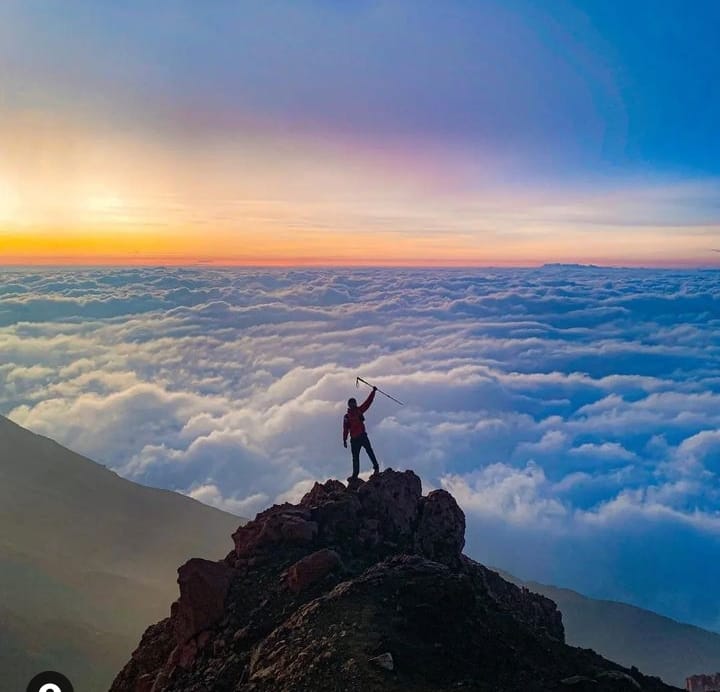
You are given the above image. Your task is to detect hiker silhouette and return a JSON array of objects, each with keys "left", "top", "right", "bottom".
[{"left": 343, "top": 387, "right": 379, "bottom": 479}]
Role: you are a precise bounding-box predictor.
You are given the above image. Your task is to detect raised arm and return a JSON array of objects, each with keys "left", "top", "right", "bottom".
[{"left": 358, "top": 387, "right": 376, "bottom": 413}]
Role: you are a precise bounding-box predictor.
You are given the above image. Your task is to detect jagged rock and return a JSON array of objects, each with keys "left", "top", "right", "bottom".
[
  {"left": 286, "top": 548, "right": 343, "bottom": 594},
  {"left": 300, "top": 479, "right": 346, "bottom": 506},
  {"left": 414, "top": 489, "right": 465, "bottom": 564},
  {"left": 232, "top": 505, "right": 317, "bottom": 557},
  {"left": 687, "top": 674, "right": 720, "bottom": 692},
  {"left": 173, "top": 558, "right": 234, "bottom": 645},
  {"left": 109, "top": 618, "right": 175, "bottom": 692},
  {"left": 172, "top": 629, "right": 212, "bottom": 669},
  {"left": 357, "top": 469, "right": 422, "bottom": 547},
  {"left": 247, "top": 555, "right": 475, "bottom": 690},
  {"left": 111, "top": 468, "right": 681, "bottom": 692},
  {"left": 302, "top": 483, "right": 363, "bottom": 549},
  {"left": 465, "top": 556, "right": 565, "bottom": 641}
]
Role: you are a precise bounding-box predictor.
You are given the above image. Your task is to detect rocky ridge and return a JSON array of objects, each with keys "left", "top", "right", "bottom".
[{"left": 111, "top": 469, "right": 680, "bottom": 691}]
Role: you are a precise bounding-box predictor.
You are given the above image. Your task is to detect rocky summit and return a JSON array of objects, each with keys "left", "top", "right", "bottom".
[{"left": 111, "top": 469, "right": 679, "bottom": 692}]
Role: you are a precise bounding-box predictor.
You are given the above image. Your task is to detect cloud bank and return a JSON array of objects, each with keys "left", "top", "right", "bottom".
[{"left": 2, "top": 265, "right": 719, "bottom": 630}]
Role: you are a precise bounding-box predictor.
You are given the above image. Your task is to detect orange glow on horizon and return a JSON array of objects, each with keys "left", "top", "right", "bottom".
[
  {"left": 2, "top": 114, "right": 719, "bottom": 271},
  {"left": 2, "top": 223, "right": 719, "bottom": 269},
  {"left": 3, "top": 258, "right": 717, "bottom": 268},
  {"left": 1, "top": 243, "right": 717, "bottom": 269}
]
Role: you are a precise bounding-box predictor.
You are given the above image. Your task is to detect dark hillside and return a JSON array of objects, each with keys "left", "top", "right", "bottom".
[
  {"left": 0, "top": 415, "right": 241, "bottom": 691},
  {"left": 504, "top": 575, "right": 720, "bottom": 689}
]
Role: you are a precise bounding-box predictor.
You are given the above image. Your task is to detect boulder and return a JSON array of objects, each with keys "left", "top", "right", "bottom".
[
  {"left": 233, "top": 505, "right": 318, "bottom": 558},
  {"left": 357, "top": 469, "right": 422, "bottom": 546},
  {"left": 414, "top": 489, "right": 465, "bottom": 564},
  {"left": 173, "top": 558, "right": 234, "bottom": 645},
  {"left": 310, "top": 491, "right": 363, "bottom": 548},
  {"left": 286, "top": 548, "right": 343, "bottom": 594},
  {"left": 300, "top": 479, "right": 346, "bottom": 506}
]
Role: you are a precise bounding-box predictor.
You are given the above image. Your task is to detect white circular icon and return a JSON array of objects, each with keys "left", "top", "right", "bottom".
[{"left": 26, "top": 671, "right": 74, "bottom": 692}]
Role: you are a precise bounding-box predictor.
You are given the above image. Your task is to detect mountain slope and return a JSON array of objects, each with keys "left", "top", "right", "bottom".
[
  {"left": 112, "top": 471, "right": 680, "bottom": 691},
  {"left": 511, "top": 577, "right": 720, "bottom": 689},
  {"left": 0, "top": 414, "right": 242, "bottom": 692}
]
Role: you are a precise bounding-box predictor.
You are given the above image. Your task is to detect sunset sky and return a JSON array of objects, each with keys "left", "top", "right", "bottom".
[{"left": 1, "top": 1, "right": 719, "bottom": 266}]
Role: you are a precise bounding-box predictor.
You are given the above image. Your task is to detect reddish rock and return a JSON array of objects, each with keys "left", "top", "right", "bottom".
[
  {"left": 300, "top": 479, "right": 346, "bottom": 506},
  {"left": 175, "top": 639, "right": 197, "bottom": 669},
  {"left": 173, "top": 630, "right": 212, "bottom": 670},
  {"left": 687, "top": 673, "right": 720, "bottom": 692},
  {"left": 414, "top": 489, "right": 465, "bottom": 564},
  {"left": 310, "top": 491, "right": 362, "bottom": 547},
  {"left": 173, "top": 558, "right": 234, "bottom": 645},
  {"left": 233, "top": 505, "right": 318, "bottom": 557},
  {"left": 280, "top": 515, "right": 319, "bottom": 543},
  {"left": 357, "top": 469, "right": 422, "bottom": 544},
  {"left": 107, "top": 618, "right": 175, "bottom": 692},
  {"left": 111, "top": 468, "right": 675, "bottom": 692},
  {"left": 286, "top": 548, "right": 343, "bottom": 594}
]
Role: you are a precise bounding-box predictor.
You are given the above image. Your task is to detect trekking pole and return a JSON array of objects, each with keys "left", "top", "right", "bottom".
[{"left": 356, "top": 376, "right": 404, "bottom": 406}]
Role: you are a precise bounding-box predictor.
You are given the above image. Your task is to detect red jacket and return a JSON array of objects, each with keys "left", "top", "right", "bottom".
[{"left": 343, "top": 390, "right": 376, "bottom": 441}]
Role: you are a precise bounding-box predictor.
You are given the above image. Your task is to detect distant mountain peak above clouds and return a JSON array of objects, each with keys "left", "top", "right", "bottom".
[{"left": 541, "top": 262, "right": 604, "bottom": 269}]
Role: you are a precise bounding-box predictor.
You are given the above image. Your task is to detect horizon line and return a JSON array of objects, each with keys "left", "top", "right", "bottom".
[{"left": 2, "top": 258, "right": 720, "bottom": 271}]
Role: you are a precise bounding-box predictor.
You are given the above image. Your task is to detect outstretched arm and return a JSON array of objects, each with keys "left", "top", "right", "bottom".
[{"left": 359, "top": 387, "right": 377, "bottom": 413}]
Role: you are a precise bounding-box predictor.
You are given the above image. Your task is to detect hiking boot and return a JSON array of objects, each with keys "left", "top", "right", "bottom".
[
  {"left": 372, "top": 466, "right": 380, "bottom": 475},
  {"left": 346, "top": 475, "right": 364, "bottom": 491}
]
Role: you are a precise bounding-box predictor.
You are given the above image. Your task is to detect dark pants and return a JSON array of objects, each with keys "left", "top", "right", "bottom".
[{"left": 350, "top": 432, "right": 379, "bottom": 477}]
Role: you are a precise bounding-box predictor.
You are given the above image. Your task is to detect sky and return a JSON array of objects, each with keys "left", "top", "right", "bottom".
[
  {"left": 1, "top": 0, "right": 720, "bottom": 265},
  {"left": 2, "top": 265, "right": 720, "bottom": 633}
]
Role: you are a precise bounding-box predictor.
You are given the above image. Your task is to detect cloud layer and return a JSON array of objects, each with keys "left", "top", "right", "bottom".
[{"left": 2, "top": 265, "right": 720, "bottom": 630}]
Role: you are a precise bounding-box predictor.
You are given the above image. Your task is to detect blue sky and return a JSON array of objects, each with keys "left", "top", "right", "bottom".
[
  {"left": 1, "top": 1, "right": 719, "bottom": 264},
  {"left": 2, "top": 266, "right": 720, "bottom": 631},
  {"left": 7, "top": 0, "right": 719, "bottom": 174}
]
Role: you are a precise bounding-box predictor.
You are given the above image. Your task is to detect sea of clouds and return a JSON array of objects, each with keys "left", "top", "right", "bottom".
[{"left": 1, "top": 266, "right": 719, "bottom": 630}]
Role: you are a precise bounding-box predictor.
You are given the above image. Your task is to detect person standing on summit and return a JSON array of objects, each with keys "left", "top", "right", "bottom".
[{"left": 343, "top": 386, "right": 380, "bottom": 480}]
